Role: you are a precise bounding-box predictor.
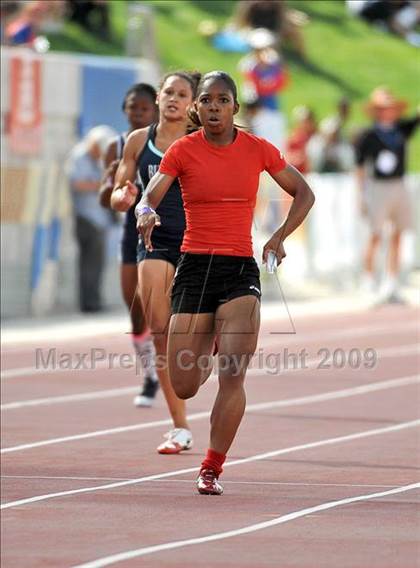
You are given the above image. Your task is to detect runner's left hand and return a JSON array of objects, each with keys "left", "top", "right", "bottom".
[{"left": 262, "top": 237, "right": 286, "bottom": 266}]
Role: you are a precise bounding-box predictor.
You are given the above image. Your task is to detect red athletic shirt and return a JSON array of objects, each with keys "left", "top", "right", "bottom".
[{"left": 159, "top": 128, "right": 287, "bottom": 256}]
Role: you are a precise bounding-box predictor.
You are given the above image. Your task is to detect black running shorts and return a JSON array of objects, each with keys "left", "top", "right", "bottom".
[
  {"left": 121, "top": 233, "right": 138, "bottom": 264},
  {"left": 137, "top": 237, "right": 182, "bottom": 268},
  {"left": 171, "top": 253, "right": 261, "bottom": 314}
]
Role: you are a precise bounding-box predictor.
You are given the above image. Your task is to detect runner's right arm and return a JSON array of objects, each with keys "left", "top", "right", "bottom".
[{"left": 135, "top": 171, "right": 175, "bottom": 251}]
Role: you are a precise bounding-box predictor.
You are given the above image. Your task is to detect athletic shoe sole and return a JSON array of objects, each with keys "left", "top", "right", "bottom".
[{"left": 157, "top": 441, "right": 193, "bottom": 455}]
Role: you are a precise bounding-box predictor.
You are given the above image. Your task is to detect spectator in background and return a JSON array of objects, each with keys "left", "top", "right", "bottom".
[
  {"left": 307, "top": 117, "right": 354, "bottom": 173},
  {"left": 285, "top": 105, "right": 317, "bottom": 174},
  {"left": 67, "top": 125, "right": 117, "bottom": 313},
  {"left": 346, "top": 0, "right": 420, "bottom": 47},
  {"left": 239, "top": 27, "right": 289, "bottom": 149},
  {"left": 1, "top": 2, "right": 19, "bottom": 44},
  {"left": 307, "top": 98, "right": 354, "bottom": 173},
  {"left": 239, "top": 27, "right": 289, "bottom": 234},
  {"left": 391, "top": 1, "right": 420, "bottom": 46},
  {"left": 235, "top": 0, "right": 307, "bottom": 58},
  {"left": 355, "top": 87, "right": 419, "bottom": 302},
  {"left": 5, "top": 0, "right": 47, "bottom": 46},
  {"left": 67, "top": 0, "right": 110, "bottom": 40},
  {"left": 241, "top": 97, "right": 261, "bottom": 130},
  {"left": 337, "top": 96, "right": 351, "bottom": 127},
  {"left": 3, "top": 0, "right": 64, "bottom": 48}
]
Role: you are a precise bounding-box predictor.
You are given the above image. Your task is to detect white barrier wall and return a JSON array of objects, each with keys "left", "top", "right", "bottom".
[{"left": 307, "top": 173, "right": 419, "bottom": 279}]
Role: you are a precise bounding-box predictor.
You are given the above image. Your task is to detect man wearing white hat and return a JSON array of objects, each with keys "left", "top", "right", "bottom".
[{"left": 355, "top": 87, "right": 419, "bottom": 303}]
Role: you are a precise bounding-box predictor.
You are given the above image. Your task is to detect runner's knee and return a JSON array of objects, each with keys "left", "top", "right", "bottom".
[
  {"left": 172, "top": 377, "right": 200, "bottom": 400},
  {"left": 218, "top": 352, "right": 253, "bottom": 380}
]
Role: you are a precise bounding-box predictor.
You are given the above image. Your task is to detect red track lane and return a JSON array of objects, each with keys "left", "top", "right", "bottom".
[{"left": 1, "top": 305, "right": 419, "bottom": 567}]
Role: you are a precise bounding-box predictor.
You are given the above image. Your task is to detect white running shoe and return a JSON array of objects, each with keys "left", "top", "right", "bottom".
[{"left": 157, "top": 428, "right": 193, "bottom": 454}]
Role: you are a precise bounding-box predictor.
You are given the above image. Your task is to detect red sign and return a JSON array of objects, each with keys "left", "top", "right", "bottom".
[{"left": 9, "top": 55, "right": 43, "bottom": 155}]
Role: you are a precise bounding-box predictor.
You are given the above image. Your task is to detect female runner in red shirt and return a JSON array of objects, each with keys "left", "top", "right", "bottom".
[{"left": 135, "top": 71, "right": 315, "bottom": 495}]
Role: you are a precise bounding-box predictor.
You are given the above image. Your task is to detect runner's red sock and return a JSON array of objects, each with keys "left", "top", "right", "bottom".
[{"left": 201, "top": 449, "right": 226, "bottom": 477}]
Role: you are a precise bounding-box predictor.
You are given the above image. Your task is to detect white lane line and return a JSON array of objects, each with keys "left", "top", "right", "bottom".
[
  {"left": 1, "top": 360, "right": 111, "bottom": 380},
  {"left": 1, "top": 475, "right": 133, "bottom": 481},
  {"left": 1, "top": 386, "right": 138, "bottom": 410},
  {"left": 2, "top": 374, "right": 418, "bottom": 455},
  {"left": 0, "top": 476, "right": 401, "bottom": 488},
  {"left": 3, "top": 343, "right": 418, "bottom": 411},
  {"left": 248, "top": 374, "right": 420, "bottom": 412},
  {"left": 2, "top": 319, "right": 418, "bottom": 380},
  {"left": 0, "top": 416, "right": 207, "bottom": 454},
  {"left": 141, "top": 480, "right": 406, "bottom": 488},
  {"left": 2, "top": 419, "right": 419, "bottom": 510},
  {"left": 73, "top": 482, "right": 420, "bottom": 568}
]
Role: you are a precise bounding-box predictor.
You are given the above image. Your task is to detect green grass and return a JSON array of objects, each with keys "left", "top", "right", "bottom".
[
  {"left": 46, "top": 0, "right": 420, "bottom": 170},
  {"left": 47, "top": 1, "right": 125, "bottom": 55}
]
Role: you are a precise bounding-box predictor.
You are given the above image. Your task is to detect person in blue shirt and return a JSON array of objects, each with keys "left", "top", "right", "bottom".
[{"left": 238, "top": 28, "right": 289, "bottom": 150}]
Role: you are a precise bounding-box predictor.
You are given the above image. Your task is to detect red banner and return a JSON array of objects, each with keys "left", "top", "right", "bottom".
[{"left": 9, "top": 55, "right": 43, "bottom": 156}]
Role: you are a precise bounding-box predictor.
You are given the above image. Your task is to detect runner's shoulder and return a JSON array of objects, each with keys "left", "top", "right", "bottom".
[
  {"left": 126, "top": 127, "right": 149, "bottom": 147},
  {"left": 124, "top": 127, "right": 150, "bottom": 158}
]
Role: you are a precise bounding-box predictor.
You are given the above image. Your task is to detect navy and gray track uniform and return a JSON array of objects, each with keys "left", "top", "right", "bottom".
[{"left": 136, "top": 124, "right": 185, "bottom": 267}]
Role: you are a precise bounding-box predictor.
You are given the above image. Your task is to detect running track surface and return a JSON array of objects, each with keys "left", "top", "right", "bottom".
[{"left": 1, "top": 304, "right": 419, "bottom": 568}]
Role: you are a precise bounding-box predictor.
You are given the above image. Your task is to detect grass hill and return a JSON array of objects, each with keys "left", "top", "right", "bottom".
[{"left": 47, "top": 0, "right": 419, "bottom": 170}]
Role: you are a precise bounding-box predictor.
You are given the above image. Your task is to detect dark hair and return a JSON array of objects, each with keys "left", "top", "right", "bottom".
[
  {"left": 188, "top": 71, "right": 239, "bottom": 127},
  {"left": 159, "top": 71, "right": 202, "bottom": 99},
  {"left": 199, "top": 71, "right": 238, "bottom": 101},
  {"left": 122, "top": 83, "right": 157, "bottom": 111}
]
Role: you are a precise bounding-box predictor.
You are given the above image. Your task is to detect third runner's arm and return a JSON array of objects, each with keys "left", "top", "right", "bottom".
[
  {"left": 99, "top": 140, "right": 119, "bottom": 208},
  {"left": 263, "top": 164, "right": 315, "bottom": 264},
  {"left": 135, "top": 171, "right": 175, "bottom": 251},
  {"left": 111, "top": 129, "right": 147, "bottom": 212}
]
